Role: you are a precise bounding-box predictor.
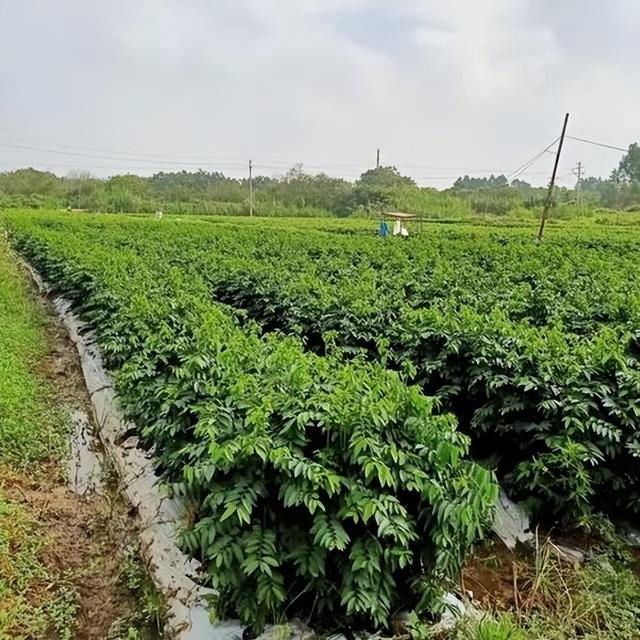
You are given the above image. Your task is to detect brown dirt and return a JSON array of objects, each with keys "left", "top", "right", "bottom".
[
  {"left": 1, "top": 264, "right": 161, "bottom": 639},
  {"left": 0, "top": 468, "right": 141, "bottom": 639},
  {"left": 38, "top": 301, "right": 93, "bottom": 412},
  {"left": 461, "top": 538, "right": 519, "bottom": 609}
]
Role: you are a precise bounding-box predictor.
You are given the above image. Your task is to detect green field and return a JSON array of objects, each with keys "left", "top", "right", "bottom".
[
  {"left": 0, "top": 235, "right": 75, "bottom": 636},
  {"left": 3, "top": 210, "right": 640, "bottom": 633},
  {"left": 0, "top": 234, "right": 65, "bottom": 468}
]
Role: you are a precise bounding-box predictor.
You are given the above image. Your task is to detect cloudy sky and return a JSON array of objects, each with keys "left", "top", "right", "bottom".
[{"left": 0, "top": 0, "right": 638, "bottom": 187}]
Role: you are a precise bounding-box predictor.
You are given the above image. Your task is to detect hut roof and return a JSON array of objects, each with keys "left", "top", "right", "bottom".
[{"left": 385, "top": 211, "right": 418, "bottom": 220}]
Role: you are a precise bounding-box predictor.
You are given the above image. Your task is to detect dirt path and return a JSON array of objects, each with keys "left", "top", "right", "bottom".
[{"left": 0, "top": 246, "right": 163, "bottom": 639}]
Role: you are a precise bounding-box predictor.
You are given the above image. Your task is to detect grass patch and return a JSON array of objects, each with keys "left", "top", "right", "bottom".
[
  {"left": 107, "top": 545, "right": 165, "bottom": 639},
  {"left": 0, "top": 232, "right": 64, "bottom": 469},
  {"left": 452, "top": 541, "right": 640, "bottom": 640},
  {"left": 0, "top": 234, "right": 77, "bottom": 637},
  {"left": 0, "top": 232, "right": 163, "bottom": 638},
  {"left": 0, "top": 490, "right": 78, "bottom": 639}
]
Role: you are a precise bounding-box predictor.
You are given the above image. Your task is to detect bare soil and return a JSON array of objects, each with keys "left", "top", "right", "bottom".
[
  {"left": 0, "top": 467, "right": 143, "bottom": 639},
  {"left": 462, "top": 539, "right": 518, "bottom": 609}
]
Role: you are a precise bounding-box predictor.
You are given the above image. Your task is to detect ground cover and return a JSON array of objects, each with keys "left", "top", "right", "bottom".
[{"left": 0, "top": 233, "right": 162, "bottom": 639}]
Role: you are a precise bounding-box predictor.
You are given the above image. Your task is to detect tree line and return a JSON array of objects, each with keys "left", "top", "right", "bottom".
[{"left": 1, "top": 143, "right": 638, "bottom": 217}]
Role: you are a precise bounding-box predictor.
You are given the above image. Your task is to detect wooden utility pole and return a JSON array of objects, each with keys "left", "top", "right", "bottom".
[
  {"left": 537, "top": 112, "right": 569, "bottom": 241},
  {"left": 376, "top": 148, "right": 380, "bottom": 169},
  {"left": 572, "top": 161, "right": 584, "bottom": 214},
  {"left": 249, "top": 159, "right": 254, "bottom": 217}
]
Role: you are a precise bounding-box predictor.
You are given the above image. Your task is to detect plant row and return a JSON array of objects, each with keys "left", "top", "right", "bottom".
[
  {"left": 29, "top": 213, "right": 640, "bottom": 523},
  {"left": 4, "top": 211, "right": 497, "bottom": 631}
]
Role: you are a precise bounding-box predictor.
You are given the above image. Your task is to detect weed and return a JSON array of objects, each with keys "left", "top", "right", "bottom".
[
  {"left": 0, "top": 492, "right": 78, "bottom": 639},
  {"left": 108, "top": 545, "right": 165, "bottom": 639},
  {"left": 0, "top": 235, "right": 65, "bottom": 469},
  {"left": 451, "top": 538, "right": 640, "bottom": 640},
  {"left": 473, "top": 616, "right": 527, "bottom": 640}
]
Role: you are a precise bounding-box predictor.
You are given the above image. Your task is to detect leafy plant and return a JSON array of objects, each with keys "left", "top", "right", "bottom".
[{"left": 5, "top": 211, "right": 498, "bottom": 631}]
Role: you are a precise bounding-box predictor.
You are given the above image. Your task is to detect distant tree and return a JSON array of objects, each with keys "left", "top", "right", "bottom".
[
  {"left": 102, "top": 174, "right": 149, "bottom": 212},
  {"left": 353, "top": 166, "right": 416, "bottom": 211},
  {"left": 358, "top": 166, "right": 415, "bottom": 189},
  {"left": 612, "top": 143, "right": 640, "bottom": 184},
  {"left": 283, "top": 163, "right": 306, "bottom": 182},
  {"left": 0, "top": 168, "right": 63, "bottom": 197},
  {"left": 453, "top": 174, "right": 509, "bottom": 190},
  {"left": 510, "top": 178, "right": 533, "bottom": 192},
  {"left": 597, "top": 143, "right": 640, "bottom": 209},
  {"left": 450, "top": 174, "right": 518, "bottom": 214},
  {"left": 149, "top": 170, "right": 247, "bottom": 205},
  {"left": 260, "top": 165, "right": 353, "bottom": 215},
  {"left": 66, "top": 170, "right": 102, "bottom": 209}
]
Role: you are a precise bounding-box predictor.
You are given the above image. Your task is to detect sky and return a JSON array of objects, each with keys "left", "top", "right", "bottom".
[{"left": 0, "top": 0, "right": 638, "bottom": 188}]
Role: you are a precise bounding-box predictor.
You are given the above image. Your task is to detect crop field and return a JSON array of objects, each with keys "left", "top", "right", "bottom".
[{"left": 4, "top": 210, "right": 640, "bottom": 632}]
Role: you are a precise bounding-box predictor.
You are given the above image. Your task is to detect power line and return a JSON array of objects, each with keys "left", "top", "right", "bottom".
[
  {"left": 0, "top": 133, "right": 576, "bottom": 176},
  {"left": 0, "top": 133, "right": 581, "bottom": 179},
  {"left": 0, "top": 141, "right": 254, "bottom": 168},
  {"left": 566, "top": 135, "right": 627, "bottom": 153},
  {"left": 0, "top": 134, "right": 255, "bottom": 163},
  {"left": 0, "top": 135, "right": 372, "bottom": 170},
  {"left": 2, "top": 131, "right": 625, "bottom": 185},
  {"left": 507, "top": 137, "right": 560, "bottom": 181}
]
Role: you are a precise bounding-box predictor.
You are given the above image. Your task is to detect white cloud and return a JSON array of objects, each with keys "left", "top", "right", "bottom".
[
  {"left": 414, "top": 1, "right": 560, "bottom": 99},
  {"left": 0, "top": 0, "right": 638, "bottom": 186}
]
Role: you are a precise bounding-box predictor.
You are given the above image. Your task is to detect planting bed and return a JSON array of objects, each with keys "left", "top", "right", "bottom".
[{"left": 5, "top": 210, "right": 640, "bottom": 631}]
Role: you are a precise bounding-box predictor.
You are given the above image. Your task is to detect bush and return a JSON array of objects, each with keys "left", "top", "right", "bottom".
[{"left": 7, "top": 212, "right": 498, "bottom": 631}]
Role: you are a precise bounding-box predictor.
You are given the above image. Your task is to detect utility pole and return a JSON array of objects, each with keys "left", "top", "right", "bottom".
[
  {"left": 572, "top": 161, "right": 583, "bottom": 185},
  {"left": 376, "top": 148, "right": 380, "bottom": 169},
  {"left": 572, "top": 161, "right": 584, "bottom": 214},
  {"left": 537, "top": 112, "right": 569, "bottom": 242},
  {"left": 249, "top": 159, "right": 254, "bottom": 217}
]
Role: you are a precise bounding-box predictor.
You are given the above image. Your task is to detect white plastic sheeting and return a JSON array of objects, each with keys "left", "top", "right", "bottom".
[
  {"left": 492, "top": 489, "right": 534, "bottom": 550},
  {"left": 67, "top": 408, "right": 103, "bottom": 495},
  {"left": 25, "top": 262, "right": 223, "bottom": 639}
]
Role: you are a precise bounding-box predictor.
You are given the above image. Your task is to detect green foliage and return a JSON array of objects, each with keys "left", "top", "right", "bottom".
[
  {"left": 355, "top": 165, "right": 416, "bottom": 209},
  {"left": 512, "top": 551, "right": 640, "bottom": 639},
  {"left": 0, "top": 165, "right": 474, "bottom": 218},
  {"left": 453, "top": 175, "right": 509, "bottom": 190},
  {"left": 0, "top": 491, "right": 79, "bottom": 639},
  {"left": 0, "top": 233, "right": 65, "bottom": 468},
  {"left": 471, "top": 616, "right": 527, "bottom": 640},
  {"left": 613, "top": 142, "right": 640, "bottom": 184},
  {"left": 5, "top": 211, "right": 497, "bottom": 631},
  {"left": 14, "top": 214, "right": 638, "bottom": 524},
  {"left": 0, "top": 168, "right": 64, "bottom": 198},
  {"left": 110, "top": 546, "right": 165, "bottom": 638},
  {"left": 3, "top": 138, "right": 640, "bottom": 216},
  {"left": 448, "top": 539, "right": 640, "bottom": 640},
  {"left": 258, "top": 165, "right": 353, "bottom": 215}
]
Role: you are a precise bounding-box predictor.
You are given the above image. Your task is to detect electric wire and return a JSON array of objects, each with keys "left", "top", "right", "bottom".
[
  {"left": 566, "top": 136, "right": 627, "bottom": 153},
  {"left": 507, "top": 137, "right": 560, "bottom": 181}
]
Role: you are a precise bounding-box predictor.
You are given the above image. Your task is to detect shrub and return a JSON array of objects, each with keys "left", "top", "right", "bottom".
[{"left": 7, "top": 212, "right": 498, "bottom": 631}]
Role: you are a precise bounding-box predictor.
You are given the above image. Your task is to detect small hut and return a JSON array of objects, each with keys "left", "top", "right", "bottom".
[{"left": 385, "top": 211, "right": 417, "bottom": 236}]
